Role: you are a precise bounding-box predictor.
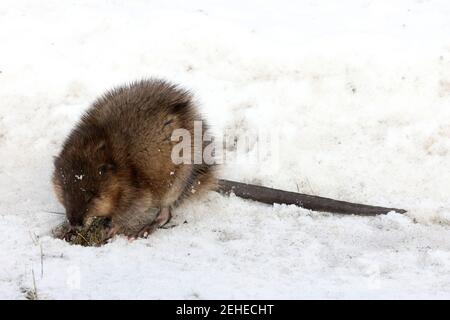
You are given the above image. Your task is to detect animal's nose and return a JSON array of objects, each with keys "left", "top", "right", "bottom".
[{"left": 68, "top": 213, "right": 83, "bottom": 228}]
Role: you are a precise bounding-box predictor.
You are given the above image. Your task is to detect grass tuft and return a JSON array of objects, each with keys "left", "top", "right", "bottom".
[{"left": 52, "top": 217, "right": 110, "bottom": 247}]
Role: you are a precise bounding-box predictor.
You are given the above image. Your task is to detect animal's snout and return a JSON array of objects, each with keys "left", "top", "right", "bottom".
[{"left": 68, "top": 212, "right": 84, "bottom": 228}]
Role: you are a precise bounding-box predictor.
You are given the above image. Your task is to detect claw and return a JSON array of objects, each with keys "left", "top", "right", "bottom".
[
  {"left": 105, "top": 224, "right": 120, "bottom": 239},
  {"left": 135, "top": 222, "right": 159, "bottom": 238},
  {"left": 129, "top": 207, "right": 172, "bottom": 239}
]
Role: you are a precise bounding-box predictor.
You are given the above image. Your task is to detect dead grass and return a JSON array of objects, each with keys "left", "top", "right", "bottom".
[{"left": 52, "top": 217, "right": 110, "bottom": 247}]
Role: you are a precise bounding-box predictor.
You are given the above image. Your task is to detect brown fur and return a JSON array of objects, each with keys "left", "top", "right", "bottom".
[{"left": 52, "top": 79, "right": 216, "bottom": 234}]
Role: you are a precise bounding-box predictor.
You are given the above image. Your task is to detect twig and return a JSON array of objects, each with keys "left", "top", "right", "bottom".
[
  {"left": 31, "top": 269, "right": 38, "bottom": 300},
  {"left": 75, "top": 231, "right": 91, "bottom": 246},
  {"left": 40, "top": 244, "right": 44, "bottom": 279},
  {"left": 42, "top": 210, "right": 65, "bottom": 215},
  {"left": 28, "top": 231, "right": 38, "bottom": 246},
  {"left": 305, "top": 176, "right": 315, "bottom": 194}
]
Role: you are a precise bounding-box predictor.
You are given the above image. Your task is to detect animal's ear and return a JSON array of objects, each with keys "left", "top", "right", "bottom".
[
  {"left": 98, "top": 163, "right": 115, "bottom": 175},
  {"left": 170, "top": 100, "right": 189, "bottom": 114},
  {"left": 95, "top": 140, "right": 107, "bottom": 152}
]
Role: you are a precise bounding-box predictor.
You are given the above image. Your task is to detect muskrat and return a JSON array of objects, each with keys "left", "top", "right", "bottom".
[
  {"left": 52, "top": 79, "right": 215, "bottom": 238},
  {"left": 53, "top": 79, "right": 407, "bottom": 241}
]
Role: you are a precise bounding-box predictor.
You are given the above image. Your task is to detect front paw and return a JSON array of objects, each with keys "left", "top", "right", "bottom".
[{"left": 104, "top": 222, "right": 121, "bottom": 239}]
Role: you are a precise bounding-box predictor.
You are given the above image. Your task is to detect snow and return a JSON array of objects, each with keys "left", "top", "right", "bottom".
[{"left": 1, "top": 0, "right": 450, "bottom": 299}]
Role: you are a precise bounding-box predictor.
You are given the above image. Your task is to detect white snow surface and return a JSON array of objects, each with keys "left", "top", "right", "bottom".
[{"left": 1, "top": 0, "right": 450, "bottom": 299}]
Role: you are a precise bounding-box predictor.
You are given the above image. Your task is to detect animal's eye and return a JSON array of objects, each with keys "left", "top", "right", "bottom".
[
  {"left": 84, "top": 190, "right": 95, "bottom": 203},
  {"left": 98, "top": 163, "right": 115, "bottom": 175}
]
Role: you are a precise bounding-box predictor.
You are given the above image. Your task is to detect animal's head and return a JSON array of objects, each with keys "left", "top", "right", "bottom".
[{"left": 52, "top": 132, "right": 123, "bottom": 227}]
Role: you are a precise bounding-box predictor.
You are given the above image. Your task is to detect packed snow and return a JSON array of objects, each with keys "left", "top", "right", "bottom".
[{"left": 1, "top": 0, "right": 450, "bottom": 299}]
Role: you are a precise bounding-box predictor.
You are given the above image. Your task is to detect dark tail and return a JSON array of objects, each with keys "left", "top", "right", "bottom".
[{"left": 217, "top": 179, "right": 406, "bottom": 216}]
